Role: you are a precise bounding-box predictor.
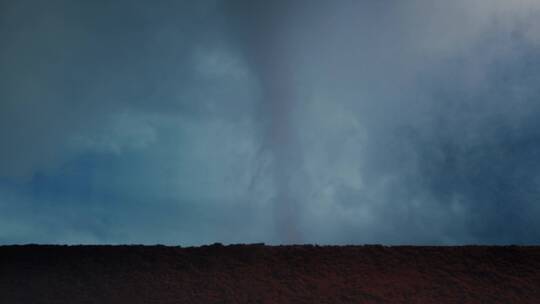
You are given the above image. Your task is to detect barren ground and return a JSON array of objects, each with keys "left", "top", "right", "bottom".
[{"left": 1, "top": 244, "right": 539, "bottom": 303}]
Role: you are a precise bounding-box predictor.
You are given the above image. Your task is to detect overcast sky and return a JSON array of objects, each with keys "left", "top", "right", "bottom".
[{"left": 1, "top": 0, "right": 540, "bottom": 245}]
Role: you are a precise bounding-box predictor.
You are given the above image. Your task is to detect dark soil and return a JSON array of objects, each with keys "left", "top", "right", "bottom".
[{"left": 1, "top": 244, "right": 539, "bottom": 303}]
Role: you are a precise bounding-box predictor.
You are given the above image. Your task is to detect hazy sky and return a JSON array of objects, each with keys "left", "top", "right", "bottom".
[{"left": 2, "top": 0, "right": 540, "bottom": 245}]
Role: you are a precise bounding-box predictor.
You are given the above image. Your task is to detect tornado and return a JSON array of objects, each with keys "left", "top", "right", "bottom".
[{"left": 225, "top": 1, "right": 306, "bottom": 243}]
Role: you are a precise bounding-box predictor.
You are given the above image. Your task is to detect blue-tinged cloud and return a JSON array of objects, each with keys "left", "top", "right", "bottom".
[{"left": 1, "top": 0, "right": 540, "bottom": 245}]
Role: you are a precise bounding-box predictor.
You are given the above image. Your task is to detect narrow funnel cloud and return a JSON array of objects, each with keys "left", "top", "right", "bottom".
[{"left": 225, "top": 1, "right": 307, "bottom": 243}]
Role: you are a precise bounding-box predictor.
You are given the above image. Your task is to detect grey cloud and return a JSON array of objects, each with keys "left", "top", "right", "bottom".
[
  {"left": 0, "top": 0, "right": 253, "bottom": 178},
  {"left": 2, "top": 0, "right": 540, "bottom": 245},
  {"left": 301, "top": 1, "right": 540, "bottom": 244}
]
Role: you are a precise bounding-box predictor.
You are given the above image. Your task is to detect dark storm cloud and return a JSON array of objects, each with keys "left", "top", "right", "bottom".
[
  {"left": 0, "top": 0, "right": 248, "bottom": 178},
  {"left": 0, "top": 0, "right": 263, "bottom": 244},
  {"left": 287, "top": 0, "right": 540, "bottom": 244},
  {"left": 401, "top": 37, "right": 540, "bottom": 243},
  {"left": 1, "top": 0, "right": 540, "bottom": 245}
]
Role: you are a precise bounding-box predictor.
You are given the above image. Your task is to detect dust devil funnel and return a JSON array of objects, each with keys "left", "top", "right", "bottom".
[{"left": 226, "top": 2, "right": 305, "bottom": 243}]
